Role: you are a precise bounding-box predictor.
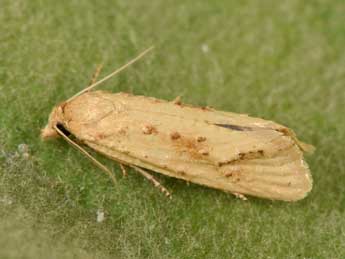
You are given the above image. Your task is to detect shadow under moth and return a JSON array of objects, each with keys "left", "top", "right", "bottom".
[{"left": 42, "top": 47, "right": 314, "bottom": 201}]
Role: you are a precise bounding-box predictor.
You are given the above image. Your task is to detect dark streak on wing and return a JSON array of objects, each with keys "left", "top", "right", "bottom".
[{"left": 214, "top": 123, "right": 253, "bottom": 131}]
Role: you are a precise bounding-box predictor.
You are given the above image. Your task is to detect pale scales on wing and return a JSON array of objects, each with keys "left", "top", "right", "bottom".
[{"left": 57, "top": 91, "right": 312, "bottom": 201}]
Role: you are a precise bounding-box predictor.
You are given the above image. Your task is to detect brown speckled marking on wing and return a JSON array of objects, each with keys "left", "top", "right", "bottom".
[{"left": 60, "top": 91, "right": 313, "bottom": 201}]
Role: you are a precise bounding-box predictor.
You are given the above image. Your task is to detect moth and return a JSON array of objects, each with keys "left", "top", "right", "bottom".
[{"left": 42, "top": 47, "right": 314, "bottom": 201}]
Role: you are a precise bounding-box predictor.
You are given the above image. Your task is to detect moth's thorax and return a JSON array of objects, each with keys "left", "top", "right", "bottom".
[
  {"left": 41, "top": 104, "right": 65, "bottom": 140},
  {"left": 62, "top": 91, "right": 116, "bottom": 126}
]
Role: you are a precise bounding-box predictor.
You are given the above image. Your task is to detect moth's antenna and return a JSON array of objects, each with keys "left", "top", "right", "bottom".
[
  {"left": 54, "top": 125, "right": 117, "bottom": 184},
  {"left": 67, "top": 46, "right": 154, "bottom": 103}
]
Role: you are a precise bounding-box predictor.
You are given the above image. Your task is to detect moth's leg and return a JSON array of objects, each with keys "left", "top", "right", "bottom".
[
  {"left": 88, "top": 64, "right": 103, "bottom": 86},
  {"left": 130, "top": 165, "right": 171, "bottom": 198},
  {"left": 233, "top": 192, "right": 248, "bottom": 201},
  {"left": 119, "top": 163, "right": 128, "bottom": 177},
  {"left": 172, "top": 96, "right": 182, "bottom": 105}
]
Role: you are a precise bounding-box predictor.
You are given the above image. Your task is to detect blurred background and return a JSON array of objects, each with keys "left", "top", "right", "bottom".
[{"left": 0, "top": 1, "right": 344, "bottom": 258}]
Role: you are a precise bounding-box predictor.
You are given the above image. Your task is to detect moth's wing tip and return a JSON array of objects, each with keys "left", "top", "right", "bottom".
[{"left": 286, "top": 168, "right": 313, "bottom": 202}]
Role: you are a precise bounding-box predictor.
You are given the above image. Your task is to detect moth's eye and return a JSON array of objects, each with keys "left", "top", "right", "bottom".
[{"left": 56, "top": 123, "right": 71, "bottom": 136}]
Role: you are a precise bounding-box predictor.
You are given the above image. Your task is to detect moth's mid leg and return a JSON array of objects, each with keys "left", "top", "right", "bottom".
[
  {"left": 233, "top": 192, "right": 248, "bottom": 201},
  {"left": 88, "top": 64, "right": 103, "bottom": 86},
  {"left": 119, "top": 163, "right": 128, "bottom": 177},
  {"left": 130, "top": 165, "right": 171, "bottom": 198}
]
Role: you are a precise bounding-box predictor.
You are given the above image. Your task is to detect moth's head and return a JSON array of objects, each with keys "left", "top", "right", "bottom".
[{"left": 41, "top": 103, "right": 66, "bottom": 140}]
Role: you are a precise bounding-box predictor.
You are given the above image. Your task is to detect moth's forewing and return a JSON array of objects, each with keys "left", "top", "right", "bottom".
[{"left": 61, "top": 91, "right": 312, "bottom": 201}]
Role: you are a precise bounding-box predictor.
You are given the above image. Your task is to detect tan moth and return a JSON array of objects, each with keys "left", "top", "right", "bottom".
[{"left": 41, "top": 47, "right": 314, "bottom": 201}]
